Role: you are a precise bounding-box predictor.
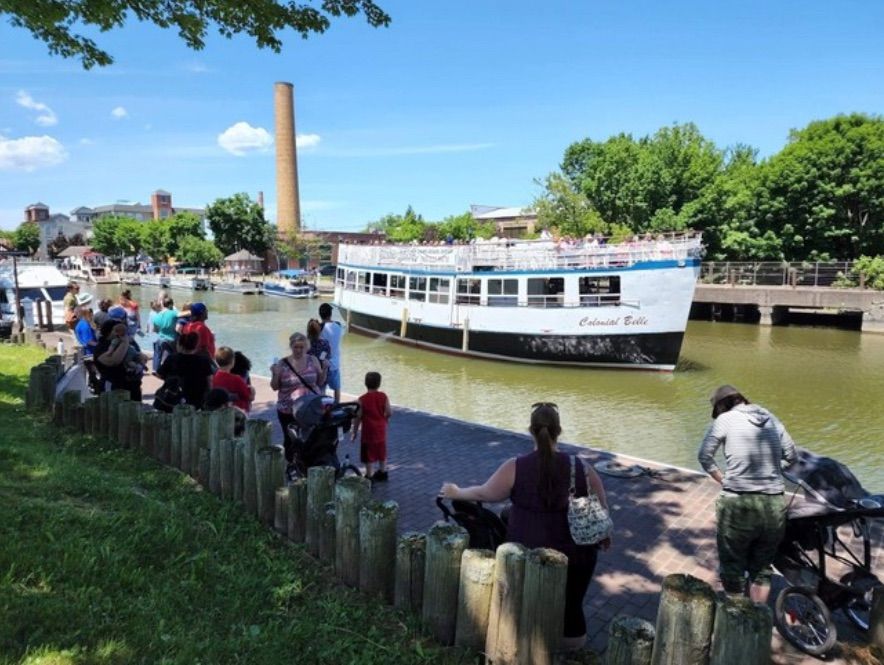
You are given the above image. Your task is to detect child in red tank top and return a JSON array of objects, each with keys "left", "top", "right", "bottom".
[{"left": 351, "top": 371, "right": 392, "bottom": 481}]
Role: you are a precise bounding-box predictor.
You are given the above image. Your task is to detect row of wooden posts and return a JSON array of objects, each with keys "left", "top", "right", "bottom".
[{"left": 27, "top": 353, "right": 882, "bottom": 665}]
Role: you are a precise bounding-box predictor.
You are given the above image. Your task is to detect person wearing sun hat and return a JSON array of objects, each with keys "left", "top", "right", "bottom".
[{"left": 698, "top": 384, "right": 798, "bottom": 603}]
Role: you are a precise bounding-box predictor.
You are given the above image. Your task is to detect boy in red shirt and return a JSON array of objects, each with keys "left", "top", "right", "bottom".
[
  {"left": 351, "top": 371, "right": 392, "bottom": 481},
  {"left": 212, "top": 346, "right": 255, "bottom": 413},
  {"left": 182, "top": 302, "right": 215, "bottom": 360}
]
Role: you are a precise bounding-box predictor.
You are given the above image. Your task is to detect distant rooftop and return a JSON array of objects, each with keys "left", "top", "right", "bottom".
[{"left": 470, "top": 205, "right": 536, "bottom": 220}]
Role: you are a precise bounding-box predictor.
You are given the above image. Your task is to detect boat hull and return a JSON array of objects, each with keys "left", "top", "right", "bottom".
[
  {"left": 343, "top": 308, "right": 684, "bottom": 370},
  {"left": 264, "top": 284, "right": 317, "bottom": 299}
]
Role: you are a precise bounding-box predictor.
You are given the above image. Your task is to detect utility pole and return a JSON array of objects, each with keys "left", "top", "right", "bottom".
[{"left": 0, "top": 250, "right": 30, "bottom": 334}]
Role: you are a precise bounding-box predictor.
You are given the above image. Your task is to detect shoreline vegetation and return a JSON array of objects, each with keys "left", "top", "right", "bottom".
[{"left": 0, "top": 345, "right": 472, "bottom": 665}]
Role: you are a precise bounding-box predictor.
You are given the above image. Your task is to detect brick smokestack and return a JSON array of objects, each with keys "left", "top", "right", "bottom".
[
  {"left": 257, "top": 191, "right": 264, "bottom": 210},
  {"left": 274, "top": 82, "right": 300, "bottom": 235}
]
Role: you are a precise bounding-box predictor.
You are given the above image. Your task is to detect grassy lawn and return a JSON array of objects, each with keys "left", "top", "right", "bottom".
[{"left": 0, "top": 345, "right": 468, "bottom": 665}]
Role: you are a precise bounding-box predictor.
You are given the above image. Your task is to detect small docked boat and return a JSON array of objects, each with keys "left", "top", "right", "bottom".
[
  {"left": 140, "top": 273, "right": 171, "bottom": 288},
  {"left": 121, "top": 274, "right": 142, "bottom": 286},
  {"left": 213, "top": 279, "right": 264, "bottom": 295},
  {"left": 264, "top": 269, "right": 318, "bottom": 299},
  {"left": 334, "top": 233, "right": 703, "bottom": 370},
  {"left": 0, "top": 261, "right": 69, "bottom": 327},
  {"left": 168, "top": 268, "right": 211, "bottom": 291}
]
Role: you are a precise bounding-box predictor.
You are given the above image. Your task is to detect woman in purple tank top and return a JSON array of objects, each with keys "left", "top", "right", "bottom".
[{"left": 440, "top": 403, "right": 611, "bottom": 650}]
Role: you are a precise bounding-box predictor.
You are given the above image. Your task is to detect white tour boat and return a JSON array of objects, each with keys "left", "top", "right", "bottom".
[
  {"left": 334, "top": 233, "right": 703, "bottom": 370},
  {"left": 140, "top": 272, "right": 171, "bottom": 288},
  {"left": 212, "top": 278, "right": 264, "bottom": 295},
  {"left": 168, "top": 268, "right": 211, "bottom": 291},
  {"left": 0, "top": 261, "right": 70, "bottom": 327},
  {"left": 264, "top": 270, "right": 318, "bottom": 299}
]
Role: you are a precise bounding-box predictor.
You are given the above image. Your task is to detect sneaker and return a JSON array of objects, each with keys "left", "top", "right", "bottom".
[{"left": 372, "top": 470, "right": 389, "bottom": 482}]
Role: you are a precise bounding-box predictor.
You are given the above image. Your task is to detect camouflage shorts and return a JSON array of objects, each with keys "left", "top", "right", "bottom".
[{"left": 715, "top": 492, "right": 786, "bottom": 594}]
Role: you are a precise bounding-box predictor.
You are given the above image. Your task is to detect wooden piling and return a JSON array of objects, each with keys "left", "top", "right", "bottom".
[
  {"left": 518, "top": 548, "right": 568, "bottom": 665},
  {"left": 871, "top": 586, "right": 884, "bottom": 651},
  {"left": 274, "top": 486, "right": 289, "bottom": 534},
  {"left": 140, "top": 411, "right": 158, "bottom": 457},
  {"left": 97, "top": 391, "right": 111, "bottom": 437},
  {"left": 605, "top": 615, "right": 656, "bottom": 665},
  {"left": 394, "top": 532, "right": 427, "bottom": 614},
  {"left": 61, "top": 389, "right": 81, "bottom": 428},
  {"left": 422, "top": 521, "right": 470, "bottom": 646},
  {"left": 192, "top": 411, "right": 213, "bottom": 479},
  {"left": 117, "top": 400, "right": 139, "bottom": 448},
  {"left": 334, "top": 475, "right": 372, "bottom": 586},
  {"left": 154, "top": 412, "right": 173, "bottom": 465},
  {"left": 709, "top": 595, "right": 771, "bottom": 665},
  {"left": 453, "top": 549, "right": 496, "bottom": 651},
  {"left": 232, "top": 437, "right": 245, "bottom": 503},
  {"left": 127, "top": 404, "right": 144, "bottom": 454},
  {"left": 485, "top": 542, "right": 528, "bottom": 665},
  {"left": 255, "top": 446, "right": 284, "bottom": 525},
  {"left": 241, "top": 436, "right": 258, "bottom": 516},
  {"left": 107, "top": 389, "right": 130, "bottom": 444},
  {"left": 306, "top": 466, "right": 336, "bottom": 556},
  {"left": 219, "top": 438, "right": 235, "bottom": 500},
  {"left": 287, "top": 478, "right": 308, "bottom": 543},
  {"left": 319, "top": 502, "right": 336, "bottom": 563},
  {"left": 358, "top": 500, "right": 399, "bottom": 603},
  {"left": 170, "top": 404, "right": 194, "bottom": 470},
  {"left": 650, "top": 574, "right": 716, "bottom": 665},
  {"left": 83, "top": 396, "right": 98, "bottom": 435},
  {"left": 209, "top": 436, "right": 223, "bottom": 496},
  {"left": 198, "top": 447, "right": 210, "bottom": 486}
]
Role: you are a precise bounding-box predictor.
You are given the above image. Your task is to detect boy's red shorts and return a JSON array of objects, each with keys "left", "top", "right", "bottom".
[{"left": 360, "top": 439, "right": 386, "bottom": 464}]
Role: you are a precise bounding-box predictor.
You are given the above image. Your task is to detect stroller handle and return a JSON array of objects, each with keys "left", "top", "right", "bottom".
[{"left": 436, "top": 495, "right": 454, "bottom": 521}]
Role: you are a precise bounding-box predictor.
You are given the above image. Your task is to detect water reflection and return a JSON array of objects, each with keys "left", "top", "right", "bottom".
[{"left": 90, "top": 284, "right": 884, "bottom": 488}]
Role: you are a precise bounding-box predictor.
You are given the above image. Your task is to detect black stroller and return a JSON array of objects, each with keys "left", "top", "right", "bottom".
[
  {"left": 286, "top": 393, "right": 362, "bottom": 480},
  {"left": 773, "top": 448, "right": 884, "bottom": 656},
  {"left": 436, "top": 497, "right": 508, "bottom": 550}
]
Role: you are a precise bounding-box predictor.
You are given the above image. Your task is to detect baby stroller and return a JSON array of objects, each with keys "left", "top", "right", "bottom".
[
  {"left": 436, "top": 497, "right": 508, "bottom": 550},
  {"left": 286, "top": 393, "right": 361, "bottom": 481},
  {"left": 773, "top": 448, "right": 884, "bottom": 656}
]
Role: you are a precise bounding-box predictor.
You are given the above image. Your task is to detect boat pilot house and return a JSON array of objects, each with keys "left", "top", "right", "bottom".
[{"left": 334, "top": 234, "right": 703, "bottom": 370}]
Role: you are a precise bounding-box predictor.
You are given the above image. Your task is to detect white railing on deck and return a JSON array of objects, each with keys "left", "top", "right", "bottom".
[{"left": 338, "top": 233, "right": 703, "bottom": 273}]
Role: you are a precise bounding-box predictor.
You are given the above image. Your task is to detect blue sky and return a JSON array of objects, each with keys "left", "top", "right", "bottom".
[{"left": 1, "top": 0, "right": 882, "bottom": 231}]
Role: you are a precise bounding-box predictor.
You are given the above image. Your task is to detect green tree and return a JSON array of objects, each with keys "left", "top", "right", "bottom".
[
  {"left": 176, "top": 236, "right": 223, "bottom": 268},
  {"left": 206, "top": 193, "right": 271, "bottom": 256},
  {"left": 90, "top": 215, "right": 129, "bottom": 255},
  {"left": 755, "top": 114, "right": 884, "bottom": 260},
  {"left": 436, "top": 211, "right": 495, "bottom": 241},
  {"left": 142, "top": 221, "right": 172, "bottom": 261},
  {"left": 1, "top": 0, "right": 390, "bottom": 69},
  {"left": 365, "top": 206, "right": 427, "bottom": 242},
  {"left": 13, "top": 223, "right": 41, "bottom": 255},
  {"left": 114, "top": 218, "right": 144, "bottom": 257}
]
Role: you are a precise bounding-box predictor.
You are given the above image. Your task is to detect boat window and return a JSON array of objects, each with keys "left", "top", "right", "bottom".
[
  {"left": 345, "top": 270, "right": 357, "bottom": 290},
  {"left": 371, "top": 272, "right": 388, "bottom": 296},
  {"left": 16, "top": 288, "right": 49, "bottom": 301},
  {"left": 579, "top": 276, "right": 621, "bottom": 306},
  {"left": 455, "top": 279, "right": 481, "bottom": 305},
  {"left": 336, "top": 268, "right": 345, "bottom": 286},
  {"left": 527, "top": 277, "right": 565, "bottom": 308},
  {"left": 408, "top": 276, "right": 427, "bottom": 302},
  {"left": 428, "top": 278, "right": 450, "bottom": 304},
  {"left": 357, "top": 271, "right": 370, "bottom": 292},
  {"left": 0, "top": 290, "right": 7, "bottom": 304},
  {"left": 389, "top": 274, "right": 406, "bottom": 298},
  {"left": 44, "top": 286, "right": 67, "bottom": 300},
  {"left": 487, "top": 278, "right": 518, "bottom": 307}
]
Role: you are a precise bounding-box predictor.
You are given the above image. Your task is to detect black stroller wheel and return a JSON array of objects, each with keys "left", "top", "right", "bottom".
[
  {"left": 840, "top": 571, "right": 882, "bottom": 632},
  {"left": 774, "top": 587, "right": 837, "bottom": 656}
]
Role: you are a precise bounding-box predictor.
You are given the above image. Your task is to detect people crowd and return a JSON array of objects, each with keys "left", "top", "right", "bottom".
[{"left": 62, "top": 284, "right": 801, "bottom": 653}]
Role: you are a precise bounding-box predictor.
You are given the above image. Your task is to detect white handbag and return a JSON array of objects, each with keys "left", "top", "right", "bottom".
[{"left": 567, "top": 455, "right": 613, "bottom": 545}]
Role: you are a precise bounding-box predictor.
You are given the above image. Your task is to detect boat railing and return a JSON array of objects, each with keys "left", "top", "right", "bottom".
[{"left": 339, "top": 233, "right": 703, "bottom": 273}]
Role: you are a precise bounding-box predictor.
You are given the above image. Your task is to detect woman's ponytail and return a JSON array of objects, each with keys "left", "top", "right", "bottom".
[{"left": 530, "top": 405, "right": 562, "bottom": 509}]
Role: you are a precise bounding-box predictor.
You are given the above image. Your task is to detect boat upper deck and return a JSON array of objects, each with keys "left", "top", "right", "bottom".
[{"left": 338, "top": 232, "right": 703, "bottom": 274}]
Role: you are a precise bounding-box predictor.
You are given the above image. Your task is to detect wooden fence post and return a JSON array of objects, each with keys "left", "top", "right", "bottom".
[
  {"left": 334, "top": 475, "right": 372, "bottom": 586},
  {"left": 117, "top": 401, "right": 138, "bottom": 448},
  {"left": 140, "top": 411, "right": 158, "bottom": 457},
  {"left": 83, "top": 396, "right": 98, "bottom": 435},
  {"left": 422, "top": 521, "right": 469, "bottom": 646},
  {"left": 171, "top": 404, "right": 195, "bottom": 470},
  {"left": 198, "top": 447, "right": 210, "bottom": 486},
  {"left": 255, "top": 445, "right": 285, "bottom": 525},
  {"left": 155, "top": 412, "right": 173, "bottom": 465},
  {"left": 35, "top": 364, "right": 57, "bottom": 413},
  {"left": 61, "top": 389, "right": 81, "bottom": 428},
  {"left": 127, "top": 404, "right": 144, "bottom": 454},
  {"left": 394, "top": 532, "right": 427, "bottom": 614},
  {"left": 219, "top": 438, "right": 235, "bottom": 500},
  {"left": 518, "top": 548, "right": 568, "bottom": 665},
  {"left": 209, "top": 436, "right": 223, "bottom": 496},
  {"left": 871, "top": 586, "right": 884, "bottom": 651},
  {"left": 274, "top": 486, "right": 289, "bottom": 534},
  {"left": 454, "top": 549, "right": 496, "bottom": 651},
  {"left": 319, "top": 502, "right": 336, "bottom": 563},
  {"left": 287, "top": 478, "right": 308, "bottom": 543},
  {"left": 72, "top": 403, "right": 85, "bottom": 432},
  {"left": 96, "top": 391, "right": 110, "bottom": 437},
  {"left": 192, "top": 411, "right": 213, "bottom": 480},
  {"left": 241, "top": 435, "right": 258, "bottom": 516},
  {"left": 709, "top": 595, "right": 771, "bottom": 665},
  {"left": 605, "top": 615, "right": 656, "bottom": 665},
  {"left": 107, "top": 389, "right": 130, "bottom": 444},
  {"left": 232, "top": 437, "right": 245, "bottom": 503},
  {"left": 306, "top": 466, "right": 336, "bottom": 556},
  {"left": 358, "top": 500, "right": 399, "bottom": 603},
  {"left": 650, "top": 574, "right": 716, "bottom": 665},
  {"left": 485, "top": 542, "right": 528, "bottom": 665}
]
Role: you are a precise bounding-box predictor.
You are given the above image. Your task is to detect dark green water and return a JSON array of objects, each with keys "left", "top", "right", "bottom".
[{"left": 98, "top": 284, "right": 884, "bottom": 488}]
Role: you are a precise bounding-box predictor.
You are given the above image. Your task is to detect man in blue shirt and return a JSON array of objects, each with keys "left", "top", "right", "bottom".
[{"left": 318, "top": 302, "right": 343, "bottom": 402}]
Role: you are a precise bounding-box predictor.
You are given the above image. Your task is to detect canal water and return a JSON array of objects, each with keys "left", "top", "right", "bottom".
[{"left": 95, "top": 284, "right": 884, "bottom": 489}]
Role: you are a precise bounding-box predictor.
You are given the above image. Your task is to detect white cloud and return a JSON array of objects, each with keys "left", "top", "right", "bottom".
[
  {"left": 0, "top": 133, "right": 68, "bottom": 171},
  {"left": 78, "top": 138, "right": 94, "bottom": 146},
  {"left": 15, "top": 90, "right": 58, "bottom": 127},
  {"left": 296, "top": 133, "right": 321, "bottom": 149},
  {"left": 111, "top": 106, "right": 128, "bottom": 119},
  {"left": 184, "top": 61, "right": 211, "bottom": 74},
  {"left": 217, "top": 121, "right": 273, "bottom": 156}
]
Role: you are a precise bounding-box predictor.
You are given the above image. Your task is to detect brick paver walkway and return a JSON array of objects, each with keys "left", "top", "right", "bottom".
[{"left": 35, "top": 328, "right": 884, "bottom": 663}]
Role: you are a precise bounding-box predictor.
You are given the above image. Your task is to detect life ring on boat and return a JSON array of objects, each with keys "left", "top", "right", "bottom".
[{"left": 594, "top": 460, "right": 644, "bottom": 478}]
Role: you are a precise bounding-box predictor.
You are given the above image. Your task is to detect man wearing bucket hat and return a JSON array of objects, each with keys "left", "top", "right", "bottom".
[{"left": 698, "top": 385, "right": 798, "bottom": 602}]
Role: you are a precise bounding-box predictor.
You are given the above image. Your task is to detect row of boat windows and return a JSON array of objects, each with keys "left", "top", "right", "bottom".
[
  {"left": 0, "top": 286, "right": 66, "bottom": 303},
  {"left": 336, "top": 269, "right": 622, "bottom": 307}
]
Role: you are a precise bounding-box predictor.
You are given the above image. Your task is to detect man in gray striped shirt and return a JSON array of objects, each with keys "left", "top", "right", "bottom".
[{"left": 698, "top": 384, "right": 798, "bottom": 601}]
